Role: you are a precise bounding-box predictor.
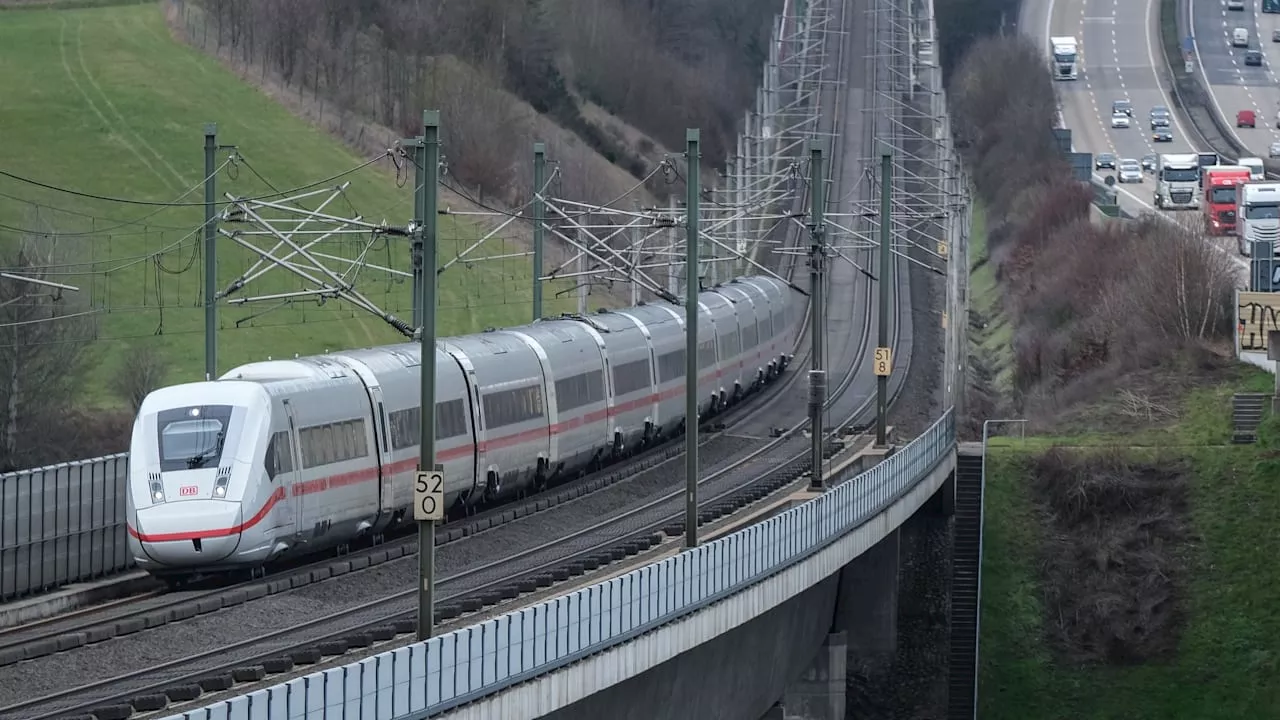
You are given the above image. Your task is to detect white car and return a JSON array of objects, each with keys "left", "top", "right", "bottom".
[
  {"left": 1118, "top": 160, "right": 1143, "bottom": 183},
  {"left": 1233, "top": 27, "right": 1250, "bottom": 48},
  {"left": 1111, "top": 112, "right": 1131, "bottom": 129},
  {"left": 1228, "top": 0, "right": 1244, "bottom": 10}
]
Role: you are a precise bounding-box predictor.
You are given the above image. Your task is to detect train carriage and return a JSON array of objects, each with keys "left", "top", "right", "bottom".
[
  {"left": 509, "top": 319, "right": 610, "bottom": 479},
  {"left": 451, "top": 332, "right": 551, "bottom": 501},
  {"left": 329, "top": 344, "right": 478, "bottom": 519},
  {"left": 710, "top": 282, "right": 764, "bottom": 395},
  {"left": 587, "top": 309, "right": 660, "bottom": 451},
  {"left": 698, "top": 292, "right": 739, "bottom": 405},
  {"left": 738, "top": 276, "right": 793, "bottom": 376},
  {"left": 612, "top": 303, "right": 686, "bottom": 438}
]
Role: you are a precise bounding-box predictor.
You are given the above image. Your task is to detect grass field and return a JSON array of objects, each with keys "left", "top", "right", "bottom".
[
  {"left": 0, "top": 2, "right": 577, "bottom": 405},
  {"left": 979, "top": 372, "right": 1280, "bottom": 719}
]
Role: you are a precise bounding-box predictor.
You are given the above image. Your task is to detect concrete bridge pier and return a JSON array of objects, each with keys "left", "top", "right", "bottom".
[
  {"left": 833, "top": 527, "right": 900, "bottom": 673},
  {"left": 778, "top": 631, "right": 848, "bottom": 720}
]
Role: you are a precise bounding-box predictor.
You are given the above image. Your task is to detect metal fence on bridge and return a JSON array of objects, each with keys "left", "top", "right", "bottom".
[
  {"left": 0, "top": 453, "right": 133, "bottom": 601},
  {"left": 158, "top": 410, "right": 955, "bottom": 720}
]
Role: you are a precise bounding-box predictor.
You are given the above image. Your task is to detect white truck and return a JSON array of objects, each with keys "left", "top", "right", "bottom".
[
  {"left": 1050, "top": 36, "right": 1079, "bottom": 80},
  {"left": 1235, "top": 181, "right": 1280, "bottom": 256},
  {"left": 1155, "top": 153, "right": 1201, "bottom": 209},
  {"left": 1238, "top": 156, "right": 1266, "bottom": 180}
]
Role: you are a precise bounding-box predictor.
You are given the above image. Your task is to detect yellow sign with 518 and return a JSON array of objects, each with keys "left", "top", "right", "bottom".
[{"left": 873, "top": 347, "right": 892, "bottom": 376}]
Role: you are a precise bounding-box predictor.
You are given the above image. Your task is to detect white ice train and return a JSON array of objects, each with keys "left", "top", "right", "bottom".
[{"left": 126, "top": 276, "right": 797, "bottom": 582}]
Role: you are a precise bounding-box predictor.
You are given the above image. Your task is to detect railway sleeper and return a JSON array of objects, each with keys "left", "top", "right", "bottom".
[
  {"left": 262, "top": 656, "right": 295, "bottom": 674},
  {"left": 132, "top": 693, "right": 169, "bottom": 712},
  {"left": 233, "top": 665, "right": 268, "bottom": 682},
  {"left": 198, "top": 673, "right": 235, "bottom": 692},
  {"left": 89, "top": 703, "right": 132, "bottom": 720},
  {"left": 164, "top": 685, "right": 202, "bottom": 702}
]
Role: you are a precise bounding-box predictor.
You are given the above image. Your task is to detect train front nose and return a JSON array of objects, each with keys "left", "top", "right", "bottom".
[{"left": 130, "top": 500, "right": 243, "bottom": 567}]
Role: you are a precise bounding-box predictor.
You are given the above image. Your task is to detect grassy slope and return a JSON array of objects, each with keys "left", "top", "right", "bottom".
[
  {"left": 967, "top": 201, "right": 1013, "bottom": 392},
  {"left": 979, "top": 371, "right": 1280, "bottom": 719},
  {"left": 0, "top": 3, "right": 575, "bottom": 404}
]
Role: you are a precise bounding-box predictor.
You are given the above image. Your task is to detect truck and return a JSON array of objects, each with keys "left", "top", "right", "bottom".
[
  {"left": 1236, "top": 181, "right": 1280, "bottom": 255},
  {"left": 1050, "top": 36, "right": 1079, "bottom": 80},
  {"left": 1238, "top": 156, "right": 1266, "bottom": 180},
  {"left": 1196, "top": 152, "right": 1220, "bottom": 186},
  {"left": 1203, "top": 165, "right": 1252, "bottom": 235},
  {"left": 1264, "top": 0, "right": 1279, "bottom": 13},
  {"left": 1155, "top": 153, "right": 1202, "bottom": 209}
]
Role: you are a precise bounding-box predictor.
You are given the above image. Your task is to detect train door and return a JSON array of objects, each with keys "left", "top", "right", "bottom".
[
  {"left": 332, "top": 357, "right": 392, "bottom": 517},
  {"left": 282, "top": 399, "right": 304, "bottom": 539}
]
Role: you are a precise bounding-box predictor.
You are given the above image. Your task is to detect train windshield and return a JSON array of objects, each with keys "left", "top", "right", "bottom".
[{"left": 156, "top": 404, "right": 235, "bottom": 471}]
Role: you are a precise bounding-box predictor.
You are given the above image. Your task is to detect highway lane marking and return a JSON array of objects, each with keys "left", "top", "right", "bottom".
[
  {"left": 1195, "top": 0, "right": 1280, "bottom": 154},
  {"left": 1043, "top": 0, "right": 1249, "bottom": 273}
]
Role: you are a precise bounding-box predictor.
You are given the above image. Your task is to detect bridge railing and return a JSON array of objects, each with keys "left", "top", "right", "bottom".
[
  {"left": 159, "top": 409, "right": 956, "bottom": 720},
  {"left": 1, "top": 453, "right": 132, "bottom": 601}
]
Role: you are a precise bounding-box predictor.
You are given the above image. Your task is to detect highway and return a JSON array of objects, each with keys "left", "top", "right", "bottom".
[
  {"left": 1026, "top": 0, "right": 1252, "bottom": 271},
  {"left": 1192, "top": 0, "right": 1280, "bottom": 156}
]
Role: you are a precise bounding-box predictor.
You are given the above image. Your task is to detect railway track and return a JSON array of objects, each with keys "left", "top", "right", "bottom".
[
  {"left": 1, "top": 261, "right": 903, "bottom": 720},
  {"left": 0, "top": 3, "right": 924, "bottom": 716}
]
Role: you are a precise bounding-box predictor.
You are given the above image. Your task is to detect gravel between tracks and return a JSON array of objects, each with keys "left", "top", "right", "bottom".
[{"left": 0, "top": 433, "right": 764, "bottom": 709}]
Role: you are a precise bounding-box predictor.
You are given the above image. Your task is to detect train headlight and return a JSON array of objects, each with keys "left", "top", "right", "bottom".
[
  {"left": 150, "top": 482, "right": 165, "bottom": 502},
  {"left": 213, "top": 475, "right": 229, "bottom": 498}
]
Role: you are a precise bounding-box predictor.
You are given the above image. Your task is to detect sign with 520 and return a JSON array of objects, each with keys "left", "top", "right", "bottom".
[{"left": 414, "top": 470, "right": 445, "bottom": 521}]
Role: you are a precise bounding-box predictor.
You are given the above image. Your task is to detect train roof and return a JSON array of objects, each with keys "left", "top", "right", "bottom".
[{"left": 140, "top": 380, "right": 269, "bottom": 414}]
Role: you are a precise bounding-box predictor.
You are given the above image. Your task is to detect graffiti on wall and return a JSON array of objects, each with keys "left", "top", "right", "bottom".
[{"left": 1237, "top": 291, "right": 1280, "bottom": 353}]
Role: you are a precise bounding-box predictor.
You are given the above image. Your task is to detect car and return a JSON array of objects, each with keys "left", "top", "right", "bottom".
[
  {"left": 1240, "top": 109, "right": 1258, "bottom": 127},
  {"left": 1270, "top": 142, "right": 1280, "bottom": 159},
  {"left": 1150, "top": 113, "right": 1170, "bottom": 129},
  {"left": 1095, "top": 152, "right": 1117, "bottom": 169},
  {"left": 1111, "top": 112, "right": 1131, "bottom": 128},
  {"left": 1112, "top": 99, "right": 1133, "bottom": 117},
  {"left": 1246, "top": 49, "right": 1264, "bottom": 66},
  {"left": 1153, "top": 130, "right": 1174, "bottom": 142},
  {"left": 1141, "top": 154, "right": 1158, "bottom": 172},
  {"left": 1118, "top": 160, "right": 1143, "bottom": 183},
  {"left": 1233, "top": 27, "right": 1250, "bottom": 47},
  {"left": 1273, "top": 29, "right": 1280, "bottom": 42},
  {"left": 1229, "top": 0, "right": 1245, "bottom": 9}
]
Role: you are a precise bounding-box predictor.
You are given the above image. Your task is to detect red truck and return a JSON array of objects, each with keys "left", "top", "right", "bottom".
[{"left": 1204, "top": 165, "right": 1253, "bottom": 235}]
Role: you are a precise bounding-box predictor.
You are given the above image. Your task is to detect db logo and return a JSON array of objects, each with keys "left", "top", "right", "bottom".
[{"left": 179, "top": 486, "right": 199, "bottom": 497}]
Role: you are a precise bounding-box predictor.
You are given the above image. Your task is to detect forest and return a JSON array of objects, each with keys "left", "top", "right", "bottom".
[{"left": 176, "top": 0, "right": 784, "bottom": 205}]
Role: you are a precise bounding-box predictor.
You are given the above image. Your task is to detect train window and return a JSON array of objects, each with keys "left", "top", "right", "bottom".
[
  {"left": 698, "top": 339, "right": 716, "bottom": 369},
  {"left": 388, "top": 401, "right": 469, "bottom": 448},
  {"left": 483, "top": 385, "right": 545, "bottom": 428},
  {"left": 658, "top": 349, "right": 685, "bottom": 382},
  {"left": 438, "top": 399, "right": 468, "bottom": 439},
  {"left": 352, "top": 420, "right": 369, "bottom": 457},
  {"left": 718, "top": 330, "right": 740, "bottom": 359},
  {"left": 612, "top": 358, "right": 652, "bottom": 396},
  {"left": 266, "top": 431, "right": 294, "bottom": 479},
  {"left": 555, "top": 370, "right": 605, "bottom": 412},
  {"left": 758, "top": 317, "right": 771, "bottom": 342},
  {"left": 320, "top": 422, "right": 335, "bottom": 461}
]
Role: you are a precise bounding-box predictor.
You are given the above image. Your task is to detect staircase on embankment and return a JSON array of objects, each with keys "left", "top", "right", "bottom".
[
  {"left": 1232, "top": 393, "right": 1266, "bottom": 444},
  {"left": 947, "top": 452, "right": 984, "bottom": 720}
]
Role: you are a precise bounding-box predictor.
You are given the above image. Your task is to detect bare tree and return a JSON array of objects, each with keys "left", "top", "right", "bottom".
[
  {"left": 0, "top": 228, "right": 97, "bottom": 471},
  {"left": 112, "top": 346, "right": 171, "bottom": 416}
]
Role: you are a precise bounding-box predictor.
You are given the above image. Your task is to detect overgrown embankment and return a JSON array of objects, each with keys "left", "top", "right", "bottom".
[
  {"left": 948, "top": 36, "right": 1237, "bottom": 437},
  {"left": 980, "top": 369, "right": 1280, "bottom": 718}
]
